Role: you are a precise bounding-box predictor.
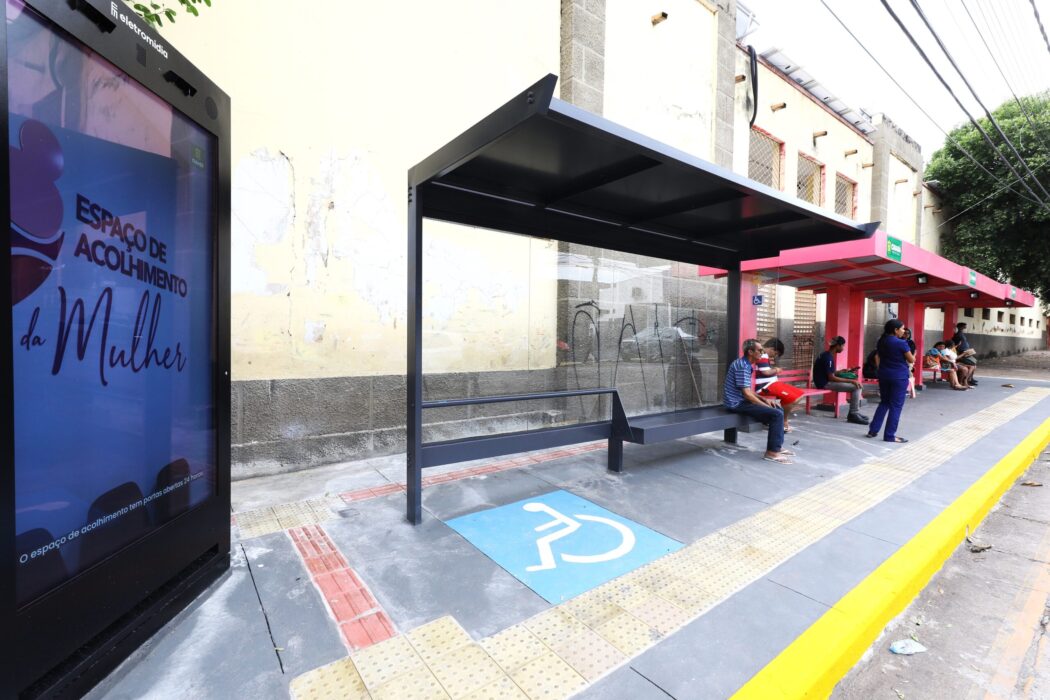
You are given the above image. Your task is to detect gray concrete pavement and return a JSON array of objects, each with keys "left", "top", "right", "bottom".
[
  {"left": 833, "top": 446, "right": 1050, "bottom": 700},
  {"left": 82, "top": 361, "right": 1050, "bottom": 700}
]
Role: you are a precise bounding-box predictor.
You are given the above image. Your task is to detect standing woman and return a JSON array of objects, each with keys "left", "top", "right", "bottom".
[{"left": 866, "top": 319, "right": 915, "bottom": 443}]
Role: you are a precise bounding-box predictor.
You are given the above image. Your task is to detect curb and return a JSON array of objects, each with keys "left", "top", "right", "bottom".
[{"left": 730, "top": 417, "right": 1050, "bottom": 699}]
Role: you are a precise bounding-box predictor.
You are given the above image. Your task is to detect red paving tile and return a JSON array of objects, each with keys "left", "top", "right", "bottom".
[
  {"left": 287, "top": 525, "right": 396, "bottom": 652},
  {"left": 340, "top": 612, "right": 396, "bottom": 650}
]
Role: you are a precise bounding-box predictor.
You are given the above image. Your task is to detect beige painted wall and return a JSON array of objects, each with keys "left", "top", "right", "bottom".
[
  {"left": 886, "top": 154, "right": 919, "bottom": 243},
  {"left": 733, "top": 52, "right": 874, "bottom": 222},
  {"left": 158, "top": 1, "right": 561, "bottom": 380},
  {"left": 919, "top": 185, "right": 946, "bottom": 254},
  {"left": 604, "top": 0, "right": 719, "bottom": 160}
]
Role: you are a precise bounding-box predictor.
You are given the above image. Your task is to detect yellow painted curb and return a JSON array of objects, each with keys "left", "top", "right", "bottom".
[{"left": 731, "top": 417, "right": 1050, "bottom": 700}]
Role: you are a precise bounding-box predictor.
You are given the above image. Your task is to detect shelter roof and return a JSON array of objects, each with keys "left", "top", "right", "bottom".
[
  {"left": 739, "top": 230, "right": 1035, "bottom": 308},
  {"left": 408, "top": 75, "right": 877, "bottom": 269}
]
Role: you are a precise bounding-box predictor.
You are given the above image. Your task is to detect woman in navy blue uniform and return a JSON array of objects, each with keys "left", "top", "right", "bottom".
[{"left": 865, "top": 319, "right": 915, "bottom": 443}]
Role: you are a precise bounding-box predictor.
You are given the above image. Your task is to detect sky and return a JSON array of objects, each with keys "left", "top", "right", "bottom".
[{"left": 738, "top": 0, "right": 1050, "bottom": 162}]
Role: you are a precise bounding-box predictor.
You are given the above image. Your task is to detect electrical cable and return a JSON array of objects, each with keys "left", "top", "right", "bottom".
[
  {"left": 938, "top": 160, "right": 1050, "bottom": 228},
  {"left": 1029, "top": 0, "right": 1050, "bottom": 59},
  {"left": 964, "top": 0, "right": 1050, "bottom": 154},
  {"left": 906, "top": 0, "right": 1050, "bottom": 205},
  {"left": 880, "top": 0, "right": 1050, "bottom": 216},
  {"left": 819, "top": 0, "right": 1042, "bottom": 207}
]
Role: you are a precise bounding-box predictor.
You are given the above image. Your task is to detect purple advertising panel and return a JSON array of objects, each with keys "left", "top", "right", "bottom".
[{"left": 8, "top": 0, "right": 216, "bottom": 606}]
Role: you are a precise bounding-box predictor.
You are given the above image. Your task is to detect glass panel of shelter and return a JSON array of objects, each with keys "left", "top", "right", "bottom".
[{"left": 419, "top": 222, "right": 742, "bottom": 445}]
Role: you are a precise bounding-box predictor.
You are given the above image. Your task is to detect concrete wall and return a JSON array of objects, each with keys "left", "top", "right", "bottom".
[
  {"left": 732, "top": 51, "right": 874, "bottom": 221},
  {"left": 869, "top": 113, "right": 922, "bottom": 239}
]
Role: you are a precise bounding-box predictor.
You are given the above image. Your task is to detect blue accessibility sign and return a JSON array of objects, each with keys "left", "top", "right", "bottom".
[{"left": 447, "top": 490, "right": 682, "bottom": 603}]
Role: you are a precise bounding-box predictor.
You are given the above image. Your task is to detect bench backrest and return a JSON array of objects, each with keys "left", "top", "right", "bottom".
[{"left": 752, "top": 367, "right": 814, "bottom": 389}]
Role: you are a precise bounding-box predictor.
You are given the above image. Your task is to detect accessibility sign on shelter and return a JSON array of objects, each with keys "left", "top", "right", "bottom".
[{"left": 447, "top": 490, "right": 682, "bottom": 603}]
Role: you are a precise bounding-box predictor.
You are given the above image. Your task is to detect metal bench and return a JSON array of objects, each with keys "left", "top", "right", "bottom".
[{"left": 419, "top": 389, "right": 755, "bottom": 478}]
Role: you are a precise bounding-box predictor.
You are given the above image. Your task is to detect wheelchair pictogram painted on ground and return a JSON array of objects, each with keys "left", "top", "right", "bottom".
[
  {"left": 447, "top": 490, "right": 682, "bottom": 603},
  {"left": 522, "top": 501, "right": 636, "bottom": 571}
]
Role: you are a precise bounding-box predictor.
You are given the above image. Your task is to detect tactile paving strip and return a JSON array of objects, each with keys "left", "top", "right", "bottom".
[
  {"left": 235, "top": 498, "right": 337, "bottom": 539},
  {"left": 288, "top": 388, "right": 1050, "bottom": 699}
]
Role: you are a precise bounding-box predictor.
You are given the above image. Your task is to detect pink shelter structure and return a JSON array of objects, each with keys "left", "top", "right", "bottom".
[{"left": 706, "top": 230, "right": 1035, "bottom": 402}]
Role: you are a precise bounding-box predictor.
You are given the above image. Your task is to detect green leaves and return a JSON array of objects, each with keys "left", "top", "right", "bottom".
[
  {"left": 125, "top": 0, "right": 212, "bottom": 27},
  {"left": 927, "top": 94, "right": 1050, "bottom": 306}
]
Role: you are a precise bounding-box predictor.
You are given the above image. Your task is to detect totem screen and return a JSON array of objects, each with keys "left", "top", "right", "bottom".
[{"left": 8, "top": 0, "right": 217, "bottom": 606}]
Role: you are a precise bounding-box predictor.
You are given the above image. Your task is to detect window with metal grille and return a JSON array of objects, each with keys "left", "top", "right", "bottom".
[
  {"left": 964, "top": 308, "right": 974, "bottom": 318},
  {"left": 797, "top": 154, "right": 823, "bottom": 205},
  {"left": 755, "top": 283, "right": 778, "bottom": 341},
  {"left": 834, "top": 174, "right": 855, "bottom": 218},
  {"left": 792, "top": 290, "right": 817, "bottom": 370},
  {"left": 749, "top": 130, "right": 782, "bottom": 190},
  {"left": 982, "top": 308, "right": 990, "bottom": 320}
]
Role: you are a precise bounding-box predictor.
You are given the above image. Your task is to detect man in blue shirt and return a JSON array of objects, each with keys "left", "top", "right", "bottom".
[
  {"left": 724, "top": 338, "right": 793, "bottom": 464},
  {"left": 812, "top": 336, "right": 869, "bottom": 425},
  {"left": 951, "top": 322, "right": 978, "bottom": 385}
]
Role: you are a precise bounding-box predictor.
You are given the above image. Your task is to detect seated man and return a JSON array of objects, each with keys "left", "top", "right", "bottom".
[
  {"left": 813, "top": 335, "right": 869, "bottom": 425},
  {"left": 724, "top": 338, "right": 794, "bottom": 464},
  {"left": 952, "top": 322, "right": 978, "bottom": 384}
]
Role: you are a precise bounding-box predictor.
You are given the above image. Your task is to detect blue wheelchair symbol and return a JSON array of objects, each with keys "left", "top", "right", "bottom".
[{"left": 447, "top": 490, "right": 682, "bottom": 603}]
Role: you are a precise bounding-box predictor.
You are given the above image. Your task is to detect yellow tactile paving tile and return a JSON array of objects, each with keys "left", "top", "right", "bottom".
[
  {"left": 406, "top": 616, "right": 473, "bottom": 665},
  {"left": 235, "top": 498, "right": 336, "bottom": 539},
  {"left": 509, "top": 651, "right": 587, "bottom": 700},
  {"left": 522, "top": 609, "right": 586, "bottom": 649},
  {"left": 593, "top": 611, "right": 661, "bottom": 656},
  {"left": 427, "top": 643, "right": 506, "bottom": 698},
  {"left": 479, "top": 625, "right": 549, "bottom": 675},
  {"left": 461, "top": 675, "right": 529, "bottom": 700},
  {"left": 369, "top": 665, "right": 449, "bottom": 700},
  {"left": 350, "top": 635, "right": 425, "bottom": 689},
  {"left": 234, "top": 508, "right": 282, "bottom": 539},
  {"left": 288, "top": 657, "right": 371, "bottom": 700},
  {"left": 562, "top": 592, "right": 625, "bottom": 629},
  {"left": 550, "top": 627, "right": 626, "bottom": 681}
]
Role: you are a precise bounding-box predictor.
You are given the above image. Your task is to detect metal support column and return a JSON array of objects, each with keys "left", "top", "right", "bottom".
[
  {"left": 724, "top": 262, "right": 741, "bottom": 444},
  {"left": 406, "top": 184, "right": 423, "bottom": 524}
]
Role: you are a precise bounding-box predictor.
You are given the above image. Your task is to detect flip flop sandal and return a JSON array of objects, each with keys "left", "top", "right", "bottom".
[
  {"left": 864, "top": 432, "right": 878, "bottom": 438},
  {"left": 887, "top": 437, "right": 908, "bottom": 443},
  {"left": 777, "top": 449, "right": 796, "bottom": 456},
  {"left": 763, "top": 454, "right": 793, "bottom": 464},
  {"left": 784, "top": 426, "right": 794, "bottom": 433}
]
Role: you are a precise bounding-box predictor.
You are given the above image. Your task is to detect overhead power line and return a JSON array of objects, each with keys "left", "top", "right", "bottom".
[
  {"left": 880, "top": 0, "right": 1050, "bottom": 216},
  {"left": 906, "top": 0, "right": 1050, "bottom": 205},
  {"left": 962, "top": 0, "right": 1050, "bottom": 154},
  {"left": 1030, "top": 0, "right": 1050, "bottom": 59},
  {"left": 818, "top": 0, "right": 1042, "bottom": 207}
]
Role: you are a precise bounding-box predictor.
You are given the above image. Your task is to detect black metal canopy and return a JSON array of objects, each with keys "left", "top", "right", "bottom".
[{"left": 409, "top": 74, "right": 878, "bottom": 268}]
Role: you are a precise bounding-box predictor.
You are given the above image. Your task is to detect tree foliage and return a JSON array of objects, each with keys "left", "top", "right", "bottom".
[
  {"left": 123, "top": 0, "right": 211, "bottom": 27},
  {"left": 925, "top": 94, "right": 1050, "bottom": 306}
]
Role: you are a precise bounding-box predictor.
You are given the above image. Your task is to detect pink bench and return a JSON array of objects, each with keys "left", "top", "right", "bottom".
[{"left": 752, "top": 368, "right": 838, "bottom": 417}]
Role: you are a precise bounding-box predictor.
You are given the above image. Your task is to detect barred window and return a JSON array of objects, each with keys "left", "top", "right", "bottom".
[
  {"left": 797, "top": 154, "right": 823, "bottom": 204},
  {"left": 749, "top": 129, "right": 783, "bottom": 189},
  {"left": 834, "top": 174, "right": 856, "bottom": 218},
  {"left": 981, "top": 308, "right": 990, "bottom": 320}
]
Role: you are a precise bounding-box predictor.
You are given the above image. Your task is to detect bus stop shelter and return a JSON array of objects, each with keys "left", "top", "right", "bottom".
[
  {"left": 739, "top": 230, "right": 1037, "bottom": 391},
  {"left": 405, "top": 74, "right": 879, "bottom": 523}
]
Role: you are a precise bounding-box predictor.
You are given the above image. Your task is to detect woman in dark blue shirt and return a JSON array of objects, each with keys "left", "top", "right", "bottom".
[{"left": 865, "top": 319, "right": 915, "bottom": 443}]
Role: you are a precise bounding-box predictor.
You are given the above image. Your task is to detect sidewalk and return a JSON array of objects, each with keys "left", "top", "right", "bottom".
[{"left": 85, "top": 370, "right": 1050, "bottom": 699}]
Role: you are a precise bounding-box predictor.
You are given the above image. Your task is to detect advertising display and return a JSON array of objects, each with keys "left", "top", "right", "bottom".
[
  {"left": 9, "top": 0, "right": 216, "bottom": 604},
  {"left": 3, "top": 0, "right": 230, "bottom": 695}
]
